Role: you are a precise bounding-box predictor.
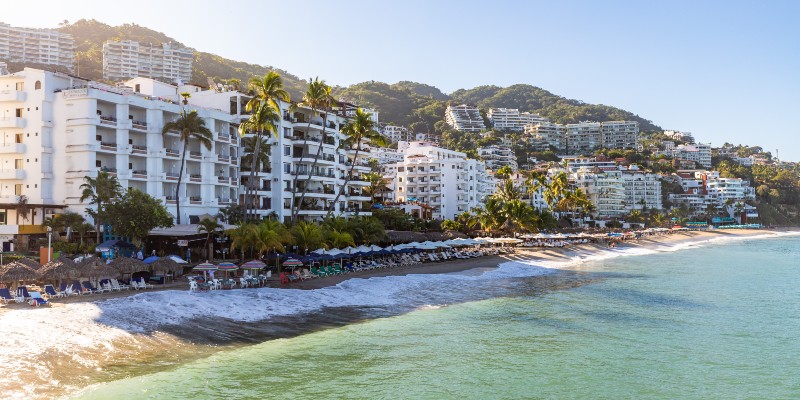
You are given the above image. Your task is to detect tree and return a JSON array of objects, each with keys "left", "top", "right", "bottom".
[
  {"left": 290, "top": 221, "right": 324, "bottom": 254},
  {"left": 495, "top": 165, "right": 513, "bottom": 179},
  {"left": 347, "top": 217, "right": 387, "bottom": 245},
  {"left": 80, "top": 171, "right": 122, "bottom": 243},
  {"left": 228, "top": 223, "right": 260, "bottom": 260},
  {"left": 544, "top": 172, "right": 569, "bottom": 212},
  {"left": 197, "top": 218, "right": 223, "bottom": 260},
  {"left": 522, "top": 170, "right": 549, "bottom": 211},
  {"left": 291, "top": 77, "right": 337, "bottom": 222},
  {"left": 238, "top": 101, "right": 280, "bottom": 221},
  {"left": 441, "top": 219, "right": 460, "bottom": 231},
  {"left": 104, "top": 188, "right": 173, "bottom": 246},
  {"left": 161, "top": 110, "right": 213, "bottom": 224},
  {"left": 217, "top": 204, "right": 246, "bottom": 225},
  {"left": 363, "top": 172, "right": 391, "bottom": 204},
  {"left": 328, "top": 108, "right": 386, "bottom": 216},
  {"left": 324, "top": 228, "right": 355, "bottom": 249}
]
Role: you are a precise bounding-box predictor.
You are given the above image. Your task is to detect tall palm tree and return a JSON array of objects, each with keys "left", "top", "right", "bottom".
[
  {"left": 363, "top": 172, "right": 391, "bottom": 204},
  {"left": 80, "top": 171, "right": 122, "bottom": 243},
  {"left": 327, "top": 108, "right": 386, "bottom": 217},
  {"left": 523, "top": 170, "right": 549, "bottom": 211},
  {"left": 238, "top": 101, "right": 280, "bottom": 221},
  {"left": 495, "top": 179, "right": 523, "bottom": 202},
  {"left": 291, "top": 77, "right": 337, "bottom": 222},
  {"left": 324, "top": 228, "right": 355, "bottom": 249},
  {"left": 290, "top": 221, "right": 324, "bottom": 254},
  {"left": 544, "top": 172, "right": 569, "bottom": 212},
  {"left": 162, "top": 110, "right": 213, "bottom": 224},
  {"left": 197, "top": 218, "right": 223, "bottom": 260},
  {"left": 228, "top": 223, "right": 260, "bottom": 260}
]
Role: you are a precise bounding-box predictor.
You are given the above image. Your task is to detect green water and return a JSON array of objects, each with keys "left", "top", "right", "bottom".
[{"left": 73, "top": 236, "right": 800, "bottom": 399}]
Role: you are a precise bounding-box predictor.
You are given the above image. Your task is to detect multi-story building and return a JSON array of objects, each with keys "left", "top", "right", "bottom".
[
  {"left": 478, "top": 145, "right": 518, "bottom": 171},
  {"left": 566, "top": 122, "right": 601, "bottom": 154},
  {"left": 0, "top": 68, "right": 240, "bottom": 251},
  {"left": 370, "top": 147, "right": 404, "bottom": 165},
  {"left": 621, "top": 168, "right": 663, "bottom": 212},
  {"left": 524, "top": 122, "right": 566, "bottom": 152},
  {"left": 445, "top": 104, "right": 485, "bottom": 132},
  {"left": 572, "top": 167, "right": 626, "bottom": 218},
  {"left": 103, "top": 40, "right": 193, "bottom": 83},
  {"left": 663, "top": 130, "right": 694, "bottom": 143},
  {"left": 562, "top": 156, "right": 617, "bottom": 173},
  {"left": 0, "top": 22, "right": 75, "bottom": 72},
  {"left": 382, "top": 125, "right": 411, "bottom": 143},
  {"left": 668, "top": 170, "right": 755, "bottom": 215},
  {"left": 601, "top": 121, "right": 638, "bottom": 150},
  {"left": 672, "top": 143, "right": 712, "bottom": 168},
  {"left": 382, "top": 142, "right": 494, "bottom": 220},
  {"left": 487, "top": 108, "right": 547, "bottom": 131}
]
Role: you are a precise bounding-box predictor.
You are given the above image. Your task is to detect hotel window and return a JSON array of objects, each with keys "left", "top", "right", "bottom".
[
  {"left": 284, "top": 146, "right": 290, "bottom": 156},
  {"left": 34, "top": 81, "right": 41, "bottom": 90},
  {"left": 15, "top": 82, "right": 24, "bottom": 91},
  {"left": 14, "top": 159, "right": 23, "bottom": 169},
  {"left": 14, "top": 184, "right": 22, "bottom": 195}
]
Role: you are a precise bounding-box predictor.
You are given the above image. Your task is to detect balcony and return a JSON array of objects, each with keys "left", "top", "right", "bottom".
[
  {"left": 0, "top": 117, "right": 25, "bottom": 129},
  {"left": 189, "top": 151, "right": 202, "bottom": 160},
  {"left": 131, "top": 144, "right": 148, "bottom": 155},
  {"left": 165, "top": 148, "right": 180, "bottom": 158},
  {"left": 189, "top": 196, "right": 203, "bottom": 204},
  {"left": 0, "top": 169, "right": 26, "bottom": 180},
  {"left": 189, "top": 174, "right": 202, "bottom": 183},
  {"left": 0, "top": 90, "right": 25, "bottom": 102},
  {"left": 218, "top": 197, "right": 236, "bottom": 205},
  {"left": 166, "top": 172, "right": 180, "bottom": 181},
  {"left": 216, "top": 154, "right": 231, "bottom": 163},
  {"left": 99, "top": 115, "right": 118, "bottom": 126},
  {"left": 218, "top": 133, "right": 231, "bottom": 142},
  {"left": 0, "top": 143, "right": 25, "bottom": 154},
  {"left": 131, "top": 169, "right": 148, "bottom": 179}
]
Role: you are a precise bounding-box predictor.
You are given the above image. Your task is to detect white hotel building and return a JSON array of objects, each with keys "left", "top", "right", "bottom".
[
  {"left": 478, "top": 145, "right": 518, "bottom": 171},
  {"left": 382, "top": 142, "right": 494, "bottom": 220},
  {"left": 566, "top": 121, "right": 639, "bottom": 154},
  {"left": 0, "top": 68, "right": 239, "bottom": 249},
  {"left": 487, "top": 108, "right": 547, "bottom": 131},
  {"left": 524, "top": 122, "right": 566, "bottom": 152},
  {"left": 445, "top": 104, "right": 485, "bottom": 132},
  {"left": 0, "top": 22, "right": 75, "bottom": 72},
  {"left": 103, "top": 40, "right": 193, "bottom": 83}
]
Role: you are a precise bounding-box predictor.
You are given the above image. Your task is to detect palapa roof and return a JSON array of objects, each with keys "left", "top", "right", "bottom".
[
  {"left": 108, "top": 257, "right": 148, "bottom": 275},
  {"left": 0, "top": 262, "right": 39, "bottom": 282},
  {"left": 16, "top": 257, "right": 42, "bottom": 270},
  {"left": 151, "top": 257, "right": 183, "bottom": 274},
  {"left": 77, "top": 257, "right": 120, "bottom": 278},
  {"left": 39, "top": 256, "right": 80, "bottom": 281}
]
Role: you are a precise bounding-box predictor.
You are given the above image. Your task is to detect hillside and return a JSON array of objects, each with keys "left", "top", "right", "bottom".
[
  {"left": 56, "top": 19, "right": 308, "bottom": 98},
  {"left": 33, "top": 20, "right": 659, "bottom": 133}
]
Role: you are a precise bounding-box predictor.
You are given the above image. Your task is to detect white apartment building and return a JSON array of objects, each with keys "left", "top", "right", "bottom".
[
  {"left": 562, "top": 156, "right": 617, "bottom": 173},
  {"left": 524, "top": 122, "right": 566, "bottom": 152},
  {"left": 601, "top": 121, "right": 638, "bottom": 150},
  {"left": 370, "top": 147, "right": 404, "bottom": 165},
  {"left": 487, "top": 108, "right": 547, "bottom": 131},
  {"left": 0, "top": 68, "right": 240, "bottom": 249},
  {"left": 672, "top": 143, "right": 712, "bottom": 168},
  {"left": 445, "top": 104, "right": 485, "bottom": 132},
  {"left": 668, "top": 170, "right": 755, "bottom": 215},
  {"left": 478, "top": 145, "right": 518, "bottom": 171},
  {"left": 382, "top": 125, "right": 411, "bottom": 143},
  {"left": 103, "top": 40, "right": 193, "bottom": 83},
  {"left": 382, "top": 142, "right": 494, "bottom": 220},
  {"left": 0, "top": 22, "right": 75, "bottom": 71},
  {"left": 572, "top": 167, "right": 626, "bottom": 218},
  {"left": 663, "top": 130, "right": 694, "bottom": 143},
  {"left": 566, "top": 122, "right": 601, "bottom": 154},
  {"left": 621, "top": 168, "right": 663, "bottom": 211}
]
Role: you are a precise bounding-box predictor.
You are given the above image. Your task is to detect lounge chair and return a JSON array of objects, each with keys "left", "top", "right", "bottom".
[
  {"left": 44, "top": 284, "right": 64, "bottom": 299},
  {"left": 17, "top": 286, "right": 31, "bottom": 302},
  {"left": 28, "top": 291, "right": 50, "bottom": 307},
  {"left": 111, "top": 279, "right": 129, "bottom": 290},
  {"left": 0, "top": 288, "right": 15, "bottom": 304},
  {"left": 82, "top": 281, "right": 103, "bottom": 294},
  {"left": 137, "top": 278, "right": 154, "bottom": 289}
]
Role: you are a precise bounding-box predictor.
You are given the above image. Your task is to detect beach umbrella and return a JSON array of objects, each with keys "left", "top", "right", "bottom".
[
  {"left": 109, "top": 258, "right": 146, "bottom": 277},
  {"left": 15, "top": 257, "right": 43, "bottom": 270},
  {"left": 282, "top": 258, "right": 303, "bottom": 271},
  {"left": 39, "top": 256, "right": 79, "bottom": 282},
  {"left": 192, "top": 261, "right": 217, "bottom": 280},
  {"left": 216, "top": 262, "right": 238, "bottom": 278},
  {"left": 151, "top": 257, "right": 183, "bottom": 276},
  {"left": 142, "top": 255, "right": 160, "bottom": 264},
  {"left": 241, "top": 260, "right": 266, "bottom": 270}
]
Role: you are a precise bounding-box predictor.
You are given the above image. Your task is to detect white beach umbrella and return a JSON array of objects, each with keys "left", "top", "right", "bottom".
[{"left": 311, "top": 248, "right": 327, "bottom": 255}]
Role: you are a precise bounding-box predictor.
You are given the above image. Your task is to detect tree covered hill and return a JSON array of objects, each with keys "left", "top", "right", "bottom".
[{"left": 50, "top": 19, "right": 659, "bottom": 132}]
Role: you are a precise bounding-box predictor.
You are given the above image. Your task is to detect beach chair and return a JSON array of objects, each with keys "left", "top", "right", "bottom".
[
  {"left": 111, "top": 279, "right": 129, "bottom": 291},
  {"left": 44, "top": 284, "right": 64, "bottom": 299},
  {"left": 239, "top": 277, "right": 249, "bottom": 288},
  {"left": 0, "top": 288, "right": 15, "bottom": 304},
  {"left": 188, "top": 280, "right": 198, "bottom": 292},
  {"left": 17, "top": 286, "right": 31, "bottom": 302},
  {"left": 28, "top": 291, "right": 50, "bottom": 307},
  {"left": 82, "top": 281, "right": 103, "bottom": 294},
  {"left": 137, "top": 278, "right": 154, "bottom": 289}
]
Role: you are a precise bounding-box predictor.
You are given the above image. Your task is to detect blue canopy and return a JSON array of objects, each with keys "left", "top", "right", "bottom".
[
  {"left": 143, "top": 255, "right": 159, "bottom": 264},
  {"left": 96, "top": 239, "right": 136, "bottom": 252}
]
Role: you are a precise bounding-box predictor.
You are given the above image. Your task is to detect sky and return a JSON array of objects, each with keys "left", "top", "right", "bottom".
[{"left": 5, "top": 0, "right": 800, "bottom": 160}]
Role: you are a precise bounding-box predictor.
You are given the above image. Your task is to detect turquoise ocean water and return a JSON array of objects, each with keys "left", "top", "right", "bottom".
[{"left": 71, "top": 235, "right": 800, "bottom": 399}]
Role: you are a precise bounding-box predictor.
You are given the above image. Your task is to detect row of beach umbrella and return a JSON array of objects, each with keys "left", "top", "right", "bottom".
[{"left": 0, "top": 255, "right": 186, "bottom": 284}]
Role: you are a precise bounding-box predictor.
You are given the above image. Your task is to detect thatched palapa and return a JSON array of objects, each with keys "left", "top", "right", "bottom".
[
  {"left": 39, "top": 256, "right": 80, "bottom": 281},
  {"left": 109, "top": 257, "right": 148, "bottom": 275},
  {"left": 16, "top": 257, "right": 43, "bottom": 270},
  {"left": 151, "top": 257, "right": 183, "bottom": 275},
  {"left": 77, "top": 257, "right": 120, "bottom": 278},
  {"left": 0, "top": 262, "right": 39, "bottom": 282}
]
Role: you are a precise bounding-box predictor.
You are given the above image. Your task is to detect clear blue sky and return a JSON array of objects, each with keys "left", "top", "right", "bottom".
[{"left": 7, "top": 0, "right": 800, "bottom": 160}]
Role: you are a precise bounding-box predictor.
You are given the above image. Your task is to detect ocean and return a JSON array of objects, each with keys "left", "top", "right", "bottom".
[{"left": 5, "top": 232, "right": 800, "bottom": 399}]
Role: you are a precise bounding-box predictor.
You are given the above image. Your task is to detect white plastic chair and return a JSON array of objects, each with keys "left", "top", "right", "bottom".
[{"left": 189, "top": 281, "right": 198, "bottom": 292}]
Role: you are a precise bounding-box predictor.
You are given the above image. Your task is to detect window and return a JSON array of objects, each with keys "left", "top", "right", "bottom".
[
  {"left": 14, "top": 159, "right": 23, "bottom": 169},
  {"left": 283, "top": 163, "right": 290, "bottom": 173},
  {"left": 135, "top": 84, "right": 140, "bottom": 93},
  {"left": 15, "top": 108, "right": 22, "bottom": 118},
  {"left": 284, "top": 146, "right": 290, "bottom": 156},
  {"left": 15, "top": 134, "right": 22, "bottom": 144},
  {"left": 34, "top": 81, "right": 41, "bottom": 90},
  {"left": 14, "top": 184, "right": 22, "bottom": 195},
  {"left": 15, "top": 82, "right": 24, "bottom": 91}
]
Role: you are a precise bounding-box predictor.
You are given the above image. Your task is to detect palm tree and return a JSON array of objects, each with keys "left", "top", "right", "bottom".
[
  {"left": 80, "top": 171, "right": 122, "bottom": 243},
  {"left": 500, "top": 200, "right": 539, "bottom": 234},
  {"left": 238, "top": 101, "right": 280, "bottom": 221},
  {"left": 197, "top": 218, "right": 223, "bottom": 260},
  {"left": 544, "top": 172, "right": 569, "bottom": 212},
  {"left": 76, "top": 222, "right": 94, "bottom": 248},
  {"left": 495, "top": 179, "right": 523, "bottom": 202},
  {"left": 228, "top": 223, "right": 260, "bottom": 260},
  {"left": 347, "top": 216, "right": 386, "bottom": 245},
  {"left": 290, "top": 221, "right": 324, "bottom": 254},
  {"left": 325, "top": 228, "right": 355, "bottom": 249},
  {"left": 327, "top": 108, "right": 386, "bottom": 216},
  {"left": 523, "top": 170, "right": 549, "bottom": 211},
  {"left": 363, "top": 172, "right": 391, "bottom": 204},
  {"left": 162, "top": 110, "right": 213, "bottom": 224},
  {"left": 291, "top": 77, "right": 337, "bottom": 222}
]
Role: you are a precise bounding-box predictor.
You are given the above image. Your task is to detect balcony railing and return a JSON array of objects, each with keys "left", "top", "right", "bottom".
[{"left": 99, "top": 115, "right": 117, "bottom": 125}]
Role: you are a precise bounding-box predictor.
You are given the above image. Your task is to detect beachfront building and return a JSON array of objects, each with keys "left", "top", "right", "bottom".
[
  {"left": 381, "top": 125, "right": 411, "bottom": 143},
  {"left": 487, "top": 108, "right": 548, "bottom": 131},
  {"left": 0, "top": 22, "right": 75, "bottom": 72},
  {"left": 103, "top": 40, "right": 193, "bottom": 83},
  {"left": 668, "top": 170, "right": 755, "bottom": 215},
  {"left": 524, "top": 122, "right": 566, "bottom": 152},
  {"left": 478, "top": 145, "right": 518, "bottom": 171},
  {"left": 572, "top": 167, "right": 626, "bottom": 218},
  {"left": 0, "top": 68, "right": 240, "bottom": 250},
  {"left": 566, "top": 122, "right": 601, "bottom": 154},
  {"left": 445, "top": 104, "right": 485, "bottom": 132},
  {"left": 621, "top": 168, "right": 663, "bottom": 212},
  {"left": 370, "top": 147, "right": 404, "bottom": 165},
  {"left": 382, "top": 142, "right": 494, "bottom": 220},
  {"left": 672, "top": 143, "right": 712, "bottom": 168}
]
